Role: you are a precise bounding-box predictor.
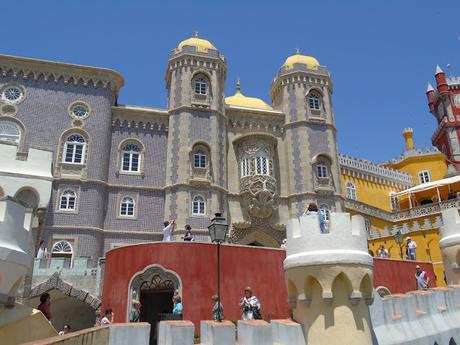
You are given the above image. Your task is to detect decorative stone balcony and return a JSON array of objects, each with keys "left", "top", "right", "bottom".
[{"left": 314, "top": 176, "right": 334, "bottom": 195}]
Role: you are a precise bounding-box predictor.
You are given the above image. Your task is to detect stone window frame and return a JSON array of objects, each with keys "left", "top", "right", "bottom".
[
  {"left": 191, "top": 194, "right": 206, "bottom": 216},
  {"left": 0, "top": 116, "right": 26, "bottom": 151},
  {"left": 117, "top": 192, "right": 139, "bottom": 220},
  {"left": 49, "top": 236, "right": 78, "bottom": 268},
  {"left": 190, "top": 142, "right": 212, "bottom": 181},
  {"left": 345, "top": 181, "right": 357, "bottom": 200},
  {"left": 56, "top": 186, "right": 81, "bottom": 214},
  {"left": 0, "top": 83, "right": 27, "bottom": 105},
  {"left": 55, "top": 128, "right": 90, "bottom": 178},
  {"left": 189, "top": 190, "right": 210, "bottom": 217},
  {"left": 68, "top": 100, "right": 91, "bottom": 121},
  {"left": 306, "top": 88, "right": 325, "bottom": 118},
  {"left": 191, "top": 71, "right": 212, "bottom": 105},
  {"left": 116, "top": 139, "right": 145, "bottom": 177},
  {"left": 238, "top": 140, "right": 275, "bottom": 179},
  {"left": 418, "top": 170, "right": 431, "bottom": 184}
]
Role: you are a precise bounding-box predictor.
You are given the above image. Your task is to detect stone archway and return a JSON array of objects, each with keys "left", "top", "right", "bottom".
[
  {"left": 29, "top": 272, "right": 101, "bottom": 331},
  {"left": 128, "top": 264, "right": 182, "bottom": 319}
]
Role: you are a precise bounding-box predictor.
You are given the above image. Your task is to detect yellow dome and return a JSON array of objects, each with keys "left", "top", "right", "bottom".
[
  {"left": 178, "top": 36, "right": 217, "bottom": 53},
  {"left": 225, "top": 83, "right": 273, "bottom": 111},
  {"left": 283, "top": 51, "right": 320, "bottom": 70}
]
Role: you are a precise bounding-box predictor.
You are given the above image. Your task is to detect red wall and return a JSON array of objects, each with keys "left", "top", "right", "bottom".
[
  {"left": 102, "top": 243, "right": 436, "bottom": 328},
  {"left": 373, "top": 258, "right": 436, "bottom": 293},
  {"left": 102, "top": 242, "right": 289, "bottom": 327}
]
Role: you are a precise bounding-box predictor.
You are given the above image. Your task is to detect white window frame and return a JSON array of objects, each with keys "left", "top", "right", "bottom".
[
  {"left": 389, "top": 192, "right": 399, "bottom": 211},
  {"left": 241, "top": 158, "right": 250, "bottom": 177},
  {"left": 194, "top": 77, "right": 208, "bottom": 95},
  {"left": 63, "top": 134, "right": 86, "bottom": 164},
  {"left": 316, "top": 164, "right": 328, "bottom": 178},
  {"left": 59, "top": 189, "right": 77, "bottom": 211},
  {"left": 0, "top": 120, "right": 21, "bottom": 144},
  {"left": 51, "top": 240, "right": 74, "bottom": 268},
  {"left": 255, "top": 156, "right": 270, "bottom": 176},
  {"left": 121, "top": 143, "right": 141, "bottom": 173},
  {"left": 194, "top": 150, "right": 207, "bottom": 168},
  {"left": 119, "top": 196, "right": 136, "bottom": 217},
  {"left": 346, "top": 181, "right": 357, "bottom": 200},
  {"left": 319, "top": 205, "right": 330, "bottom": 221},
  {"left": 192, "top": 195, "right": 206, "bottom": 215},
  {"left": 418, "top": 170, "right": 431, "bottom": 184}
]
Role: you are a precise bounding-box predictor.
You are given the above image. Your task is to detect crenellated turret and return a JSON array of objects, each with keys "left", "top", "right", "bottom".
[
  {"left": 284, "top": 212, "right": 373, "bottom": 345},
  {"left": 435, "top": 65, "right": 449, "bottom": 97}
]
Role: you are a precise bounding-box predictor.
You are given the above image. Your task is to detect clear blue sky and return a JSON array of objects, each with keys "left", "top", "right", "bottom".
[{"left": 3, "top": 1, "right": 460, "bottom": 163}]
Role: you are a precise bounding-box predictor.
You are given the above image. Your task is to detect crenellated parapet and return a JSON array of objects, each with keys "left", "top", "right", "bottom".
[
  {"left": 439, "top": 209, "right": 460, "bottom": 285},
  {"left": 284, "top": 212, "right": 374, "bottom": 345}
]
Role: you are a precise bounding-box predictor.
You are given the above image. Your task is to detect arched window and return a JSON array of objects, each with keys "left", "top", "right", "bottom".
[
  {"left": 194, "top": 150, "right": 206, "bottom": 168},
  {"left": 346, "top": 182, "right": 357, "bottom": 200},
  {"left": 0, "top": 120, "right": 20, "bottom": 144},
  {"left": 15, "top": 188, "right": 39, "bottom": 208},
  {"left": 51, "top": 240, "right": 73, "bottom": 258},
  {"left": 255, "top": 155, "right": 271, "bottom": 175},
  {"left": 241, "top": 158, "right": 250, "bottom": 177},
  {"left": 192, "top": 195, "right": 205, "bottom": 215},
  {"left": 316, "top": 164, "right": 328, "bottom": 178},
  {"left": 308, "top": 91, "right": 322, "bottom": 110},
  {"left": 389, "top": 192, "right": 399, "bottom": 211},
  {"left": 120, "top": 196, "right": 135, "bottom": 217},
  {"left": 418, "top": 170, "right": 431, "bottom": 184},
  {"left": 64, "top": 134, "right": 85, "bottom": 164},
  {"left": 122, "top": 143, "right": 141, "bottom": 172},
  {"left": 59, "top": 189, "right": 77, "bottom": 210},
  {"left": 193, "top": 75, "right": 208, "bottom": 95}
]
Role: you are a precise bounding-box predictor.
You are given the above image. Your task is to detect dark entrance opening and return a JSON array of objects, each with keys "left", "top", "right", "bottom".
[
  {"left": 140, "top": 289, "right": 174, "bottom": 345},
  {"left": 248, "top": 241, "right": 264, "bottom": 247}
]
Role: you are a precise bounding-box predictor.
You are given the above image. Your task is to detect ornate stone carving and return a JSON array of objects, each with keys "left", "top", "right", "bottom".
[
  {"left": 241, "top": 175, "right": 277, "bottom": 219},
  {"left": 229, "top": 221, "right": 286, "bottom": 245}
]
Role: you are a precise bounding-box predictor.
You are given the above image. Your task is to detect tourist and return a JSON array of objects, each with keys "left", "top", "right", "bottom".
[
  {"left": 58, "top": 324, "right": 70, "bottom": 335},
  {"left": 406, "top": 237, "right": 417, "bottom": 260},
  {"left": 130, "top": 300, "right": 141, "bottom": 322},
  {"left": 212, "top": 294, "right": 223, "bottom": 321},
  {"left": 183, "top": 224, "right": 194, "bottom": 241},
  {"left": 37, "top": 292, "right": 51, "bottom": 321},
  {"left": 377, "top": 245, "right": 389, "bottom": 258},
  {"left": 415, "top": 265, "right": 430, "bottom": 290},
  {"left": 162, "top": 220, "right": 176, "bottom": 241},
  {"left": 239, "top": 286, "right": 261, "bottom": 320},
  {"left": 172, "top": 296, "right": 183, "bottom": 317},
  {"left": 303, "top": 203, "right": 326, "bottom": 234},
  {"left": 37, "top": 240, "right": 49, "bottom": 259},
  {"left": 101, "top": 308, "right": 114, "bottom": 325}
]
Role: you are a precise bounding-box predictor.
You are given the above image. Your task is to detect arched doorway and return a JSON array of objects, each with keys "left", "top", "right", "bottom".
[{"left": 129, "top": 265, "right": 181, "bottom": 345}]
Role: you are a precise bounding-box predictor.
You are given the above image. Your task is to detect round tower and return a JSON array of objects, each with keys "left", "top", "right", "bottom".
[
  {"left": 270, "top": 50, "right": 343, "bottom": 218},
  {"left": 439, "top": 208, "right": 460, "bottom": 285},
  {"left": 284, "top": 212, "right": 374, "bottom": 344},
  {"left": 164, "top": 34, "right": 227, "bottom": 234}
]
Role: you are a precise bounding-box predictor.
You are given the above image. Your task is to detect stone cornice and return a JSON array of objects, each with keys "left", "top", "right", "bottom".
[
  {"left": 0, "top": 54, "right": 124, "bottom": 93},
  {"left": 168, "top": 105, "right": 228, "bottom": 120},
  {"left": 54, "top": 177, "right": 165, "bottom": 192},
  {"left": 112, "top": 105, "right": 169, "bottom": 130},
  {"left": 284, "top": 119, "right": 336, "bottom": 132}
]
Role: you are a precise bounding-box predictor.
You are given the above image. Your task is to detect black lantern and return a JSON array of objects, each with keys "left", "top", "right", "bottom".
[
  {"left": 394, "top": 230, "right": 404, "bottom": 259},
  {"left": 207, "top": 212, "right": 228, "bottom": 322}
]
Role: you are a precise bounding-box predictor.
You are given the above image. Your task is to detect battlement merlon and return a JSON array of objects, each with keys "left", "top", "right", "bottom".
[
  {"left": 439, "top": 209, "right": 460, "bottom": 248},
  {"left": 284, "top": 212, "right": 372, "bottom": 269},
  {"left": 0, "top": 142, "right": 53, "bottom": 180}
]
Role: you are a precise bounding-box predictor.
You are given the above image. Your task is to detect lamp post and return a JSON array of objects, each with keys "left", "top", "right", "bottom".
[
  {"left": 394, "top": 230, "right": 403, "bottom": 259},
  {"left": 207, "top": 212, "right": 228, "bottom": 322}
]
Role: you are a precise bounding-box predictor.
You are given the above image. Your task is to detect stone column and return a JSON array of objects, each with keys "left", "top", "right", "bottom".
[
  {"left": 439, "top": 209, "right": 460, "bottom": 285},
  {"left": 284, "top": 212, "right": 374, "bottom": 345}
]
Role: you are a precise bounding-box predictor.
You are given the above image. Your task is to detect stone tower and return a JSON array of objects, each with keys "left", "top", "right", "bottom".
[
  {"left": 164, "top": 35, "right": 227, "bottom": 234},
  {"left": 284, "top": 212, "right": 374, "bottom": 344},
  {"left": 270, "top": 50, "right": 343, "bottom": 217},
  {"left": 439, "top": 208, "right": 460, "bottom": 285}
]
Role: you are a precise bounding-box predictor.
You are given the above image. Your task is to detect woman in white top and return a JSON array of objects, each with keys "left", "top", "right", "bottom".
[
  {"left": 37, "top": 240, "right": 48, "bottom": 259},
  {"left": 101, "top": 308, "right": 114, "bottom": 326}
]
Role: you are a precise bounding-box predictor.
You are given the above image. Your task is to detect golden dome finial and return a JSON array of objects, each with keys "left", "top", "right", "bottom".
[
  {"left": 296, "top": 48, "right": 301, "bottom": 54},
  {"left": 236, "top": 77, "right": 241, "bottom": 92},
  {"left": 194, "top": 31, "right": 199, "bottom": 37}
]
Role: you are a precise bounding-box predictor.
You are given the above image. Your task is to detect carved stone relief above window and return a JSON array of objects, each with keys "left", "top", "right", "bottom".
[{"left": 313, "top": 154, "right": 335, "bottom": 195}]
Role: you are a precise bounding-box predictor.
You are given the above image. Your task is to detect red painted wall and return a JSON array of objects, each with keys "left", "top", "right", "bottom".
[
  {"left": 102, "top": 242, "right": 289, "bottom": 327},
  {"left": 102, "top": 243, "right": 436, "bottom": 328},
  {"left": 373, "top": 258, "right": 436, "bottom": 293}
]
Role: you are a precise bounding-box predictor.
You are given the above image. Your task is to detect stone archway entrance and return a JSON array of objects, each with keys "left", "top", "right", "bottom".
[
  {"left": 29, "top": 272, "right": 101, "bottom": 331},
  {"left": 129, "top": 265, "right": 182, "bottom": 345}
]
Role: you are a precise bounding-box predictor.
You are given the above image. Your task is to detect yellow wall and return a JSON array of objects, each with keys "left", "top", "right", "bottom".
[
  {"left": 340, "top": 174, "right": 402, "bottom": 211},
  {"left": 385, "top": 154, "right": 447, "bottom": 185}
]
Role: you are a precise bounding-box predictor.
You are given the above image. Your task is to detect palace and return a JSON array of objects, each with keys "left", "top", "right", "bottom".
[{"left": 0, "top": 35, "right": 459, "bottom": 336}]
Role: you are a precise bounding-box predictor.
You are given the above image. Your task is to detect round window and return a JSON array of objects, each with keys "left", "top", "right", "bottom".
[
  {"left": 69, "top": 102, "right": 90, "bottom": 119},
  {"left": 1, "top": 86, "right": 24, "bottom": 104}
]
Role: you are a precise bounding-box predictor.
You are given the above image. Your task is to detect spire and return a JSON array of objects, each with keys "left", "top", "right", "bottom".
[
  {"left": 436, "top": 65, "right": 444, "bottom": 74},
  {"left": 236, "top": 77, "right": 241, "bottom": 92},
  {"left": 194, "top": 31, "right": 199, "bottom": 37},
  {"left": 427, "top": 83, "right": 435, "bottom": 92},
  {"left": 295, "top": 48, "right": 301, "bottom": 54}
]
